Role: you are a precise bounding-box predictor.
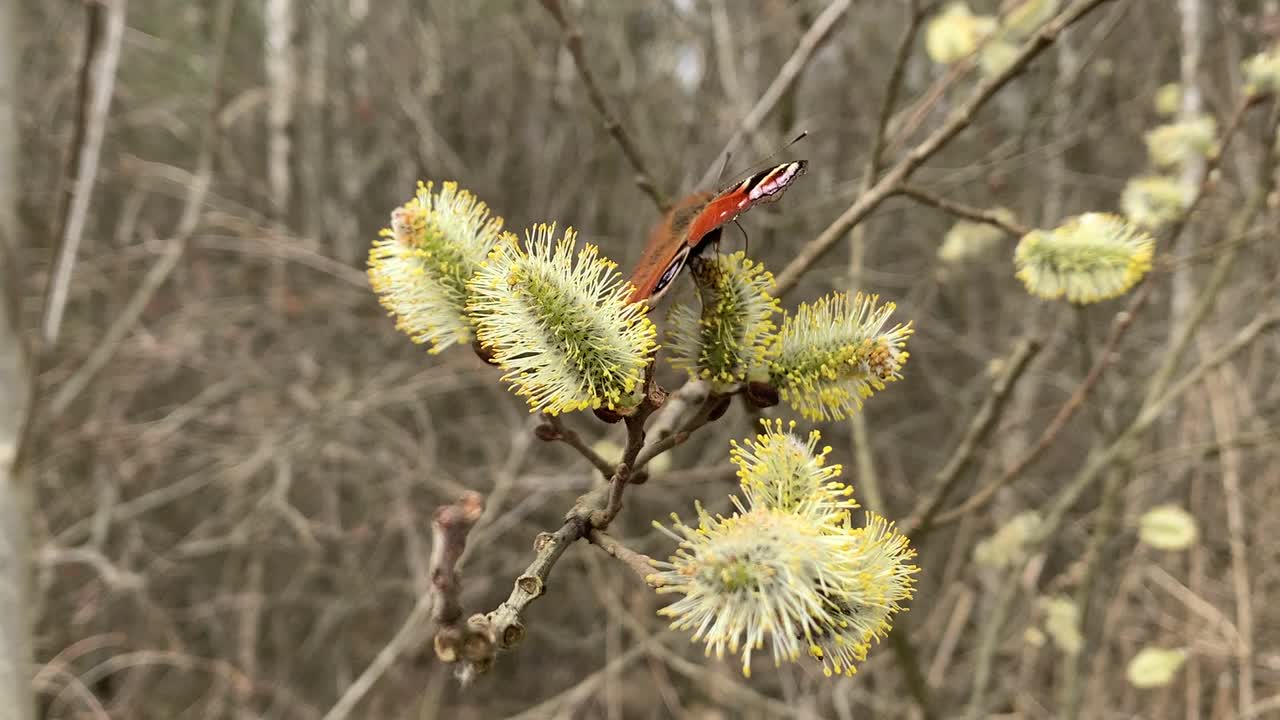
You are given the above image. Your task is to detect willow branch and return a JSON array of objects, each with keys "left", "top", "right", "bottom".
[
  {"left": 905, "top": 336, "right": 1041, "bottom": 538},
  {"left": 588, "top": 529, "right": 658, "bottom": 586},
  {"left": 42, "top": 0, "right": 126, "bottom": 346},
  {"left": 775, "top": 0, "right": 1117, "bottom": 296},
  {"left": 896, "top": 184, "right": 1032, "bottom": 237},
  {"left": 538, "top": 0, "right": 667, "bottom": 210},
  {"left": 698, "top": 0, "right": 852, "bottom": 187}
]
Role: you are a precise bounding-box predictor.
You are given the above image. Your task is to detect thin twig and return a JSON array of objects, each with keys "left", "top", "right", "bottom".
[
  {"left": 905, "top": 336, "right": 1042, "bottom": 537},
  {"left": 588, "top": 529, "right": 658, "bottom": 586},
  {"left": 774, "top": 0, "right": 1117, "bottom": 296},
  {"left": 697, "top": 0, "right": 853, "bottom": 187},
  {"left": 42, "top": 0, "right": 127, "bottom": 346},
  {"left": 538, "top": 0, "right": 667, "bottom": 210},
  {"left": 543, "top": 414, "right": 615, "bottom": 477},
  {"left": 897, "top": 184, "right": 1032, "bottom": 237},
  {"left": 934, "top": 284, "right": 1150, "bottom": 527}
]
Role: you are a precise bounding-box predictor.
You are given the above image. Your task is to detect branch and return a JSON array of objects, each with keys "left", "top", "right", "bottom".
[
  {"left": 538, "top": 0, "right": 667, "bottom": 210},
  {"left": 933, "top": 283, "right": 1150, "bottom": 527},
  {"left": 538, "top": 414, "right": 615, "bottom": 477},
  {"left": 896, "top": 184, "right": 1032, "bottom": 237},
  {"left": 429, "top": 492, "right": 486, "bottom": 627},
  {"left": 41, "top": 0, "right": 127, "bottom": 346},
  {"left": 325, "top": 491, "right": 486, "bottom": 720},
  {"left": 904, "top": 335, "right": 1041, "bottom": 537},
  {"left": 587, "top": 529, "right": 658, "bottom": 586},
  {"left": 774, "top": 0, "right": 1117, "bottom": 296},
  {"left": 697, "top": 0, "right": 852, "bottom": 187}
]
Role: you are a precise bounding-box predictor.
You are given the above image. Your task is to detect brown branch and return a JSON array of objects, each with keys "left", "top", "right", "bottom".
[
  {"left": 904, "top": 336, "right": 1042, "bottom": 538},
  {"left": 587, "top": 529, "right": 658, "bottom": 586},
  {"left": 540, "top": 414, "right": 615, "bottom": 477},
  {"left": 429, "top": 492, "right": 486, "bottom": 627},
  {"left": 933, "top": 283, "right": 1151, "bottom": 528},
  {"left": 698, "top": 0, "right": 852, "bottom": 187},
  {"left": 41, "top": 0, "right": 127, "bottom": 346},
  {"left": 774, "top": 0, "right": 1117, "bottom": 296},
  {"left": 896, "top": 184, "right": 1032, "bottom": 237},
  {"left": 538, "top": 0, "right": 667, "bottom": 210}
]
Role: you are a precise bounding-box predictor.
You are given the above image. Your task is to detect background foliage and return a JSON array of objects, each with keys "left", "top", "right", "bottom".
[{"left": 8, "top": 0, "right": 1280, "bottom": 718}]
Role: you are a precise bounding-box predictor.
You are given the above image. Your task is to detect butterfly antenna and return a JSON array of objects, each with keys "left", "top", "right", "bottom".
[
  {"left": 716, "top": 150, "right": 734, "bottom": 184},
  {"left": 722, "top": 130, "right": 810, "bottom": 183}
]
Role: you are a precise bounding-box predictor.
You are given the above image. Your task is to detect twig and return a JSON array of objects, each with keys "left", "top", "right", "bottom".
[
  {"left": 587, "top": 529, "right": 658, "bottom": 586},
  {"left": 904, "top": 336, "right": 1042, "bottom": 537},
  {"left": 538, "top": 0, "right": 667, "bottom": 210},
  {"left": 774, "top": 0, "right": 1117, "bottom": 296},
  {"left": 896, "top": 184, "right": 1032, "bottom": 237},
  {"left": 542, "top": 414, "right": 615, "bottom": 477},
  {"left": 321, "top": 595, "right": 433, "bottom": 720},
  {"left": 325, "top": 491, "right": 486, "bottom": 720},
  {"left": 47, "top": 0, "right": 236, "bottom": 417},
  {"left": 42, "top": 0, "right": 127, "bottom": 346},
  {"left": 429, "top": 492, "right": 486, "bottom": 627},
  {"left": 697, "top": 0, "right": 853, "bottom": 187},
  {"left": 933, "top": 283, "right": 1150, "bottom": 527}
]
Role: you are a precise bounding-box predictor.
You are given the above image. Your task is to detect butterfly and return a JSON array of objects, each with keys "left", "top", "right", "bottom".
[{"left": 626, "top": 160, "right": 807, "bottom": 305}]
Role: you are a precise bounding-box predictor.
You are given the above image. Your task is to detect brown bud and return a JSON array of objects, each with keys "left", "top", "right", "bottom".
[
  {"left": 534, "top": 422, "right": 561, "bottom": 441},
  {"left": 471, "top": 340, "right": 500, "bottom": 366},
  {"left": 706, "top": 394, "right": 732, "bottom": 422},
  {"left": 745, "top": 380, "right": 780, "bottom": 409},
  {"left": 593, "top": 406, "right": 624, "bottom": 424}
]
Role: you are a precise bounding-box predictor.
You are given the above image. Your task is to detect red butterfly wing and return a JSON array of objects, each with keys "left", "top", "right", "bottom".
[{"left": 626, "top": 161, "right": 807, "bottom": 305}]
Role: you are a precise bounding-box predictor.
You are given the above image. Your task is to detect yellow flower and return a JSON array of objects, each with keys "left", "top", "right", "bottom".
[
  {"left": 1144, "top": 116, "right": 1217, "bottom": 169},
  {"left": 1154, "top": 83, "right": 1181, "bottom": 117},
  {"left": 925, "top": 2, "right": 997, "bottom": 65},
  {"left": 667, "top": 252, "right": 780, "bottom": 390},
  {"left": 1243, "top": 43, "right": 1280, "bottom": 97},
  {"left": 467, "top": 224, "right": 657, "bottom": 415},
  {"left": 368, "top": 181, "right": 505, "bottom": 352},
  {"left": 1000, "top": 0, "right": 1060, "bottom": 41},
  {"left": 768, "top": 293, "right": 913, "bottom": 421},
  {"left": 937, "top": 213, "right": 1011, "bottom": 265},
  {"left": 979, "top": 39, "right": 1021, "bottom": 78},
  {"left": 1015, "top": 213, "right": 1154, "bottom": 304},
  {"left": 731, "top": 419, "right": 853, "bottom": 524},
  {"left": 653, "top": 424, "right": 917, "bottom": 678},
  {"left": 1121, "top": 175, "right": 1187, "bottom": 230}
]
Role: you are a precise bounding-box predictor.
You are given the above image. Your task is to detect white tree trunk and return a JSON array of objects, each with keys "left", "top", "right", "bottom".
[
  {"left": 0, "top": 0, "right": 35, "bottom": 715},
  {"left": 1171, "top": 0, "right": 1204, "bottom": 342},
  {"left": 265, "top": 0, "right": 296, "bottom": 222}
]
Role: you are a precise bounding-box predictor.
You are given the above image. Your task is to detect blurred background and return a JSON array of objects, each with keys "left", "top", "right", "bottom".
[{"left": 3, "top": 0, "right": 1280, "bottom": 718}]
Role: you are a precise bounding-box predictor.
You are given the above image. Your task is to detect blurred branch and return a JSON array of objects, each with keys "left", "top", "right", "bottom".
[
  {"left": 538, "top": 0, "right": 667, "bottom": 210},
  {"left": 934, "top": 283, "right": 1150, "bottom": 527},
  {"left": 896, "top": 184, "right": 1032, "bottom": 237},
  {"left": 325, "top": 491, "right": 486, "bottom": 719},
  {"left": 775, "top": 0, "right": 1118, "bottom": 296},
  {"left": 44, "top": 0, "right": 237, "bottom": 418},
  {"left": 698, "top": 0, "right": 853, "bottom": 187},
  {"left": 41, "top": 0, "right": 126, "bottom": 347},
  {"left": 429, "top": 492, "right": 486, "bottom": 627},
  {"left": 905, "top": 335, "right": 1042, "bottom": 538}
]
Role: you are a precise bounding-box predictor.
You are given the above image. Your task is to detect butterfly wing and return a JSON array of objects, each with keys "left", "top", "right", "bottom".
[{"left": 626, "top": 160, "right": 807, "bottom": 305}]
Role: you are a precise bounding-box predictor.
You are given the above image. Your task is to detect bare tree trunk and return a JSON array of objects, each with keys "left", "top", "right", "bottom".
[
  {"left": 0, "top": 0, "right": 35, "bottom": 716},
  {"left": 1171, "top": 0, "right": 1204, "bottom": 340},
  {"left": 333, "top": 0, "right": 369, "bottom": 265},
  {"left": 301, "top": 1, "right": 329, "bottom": 247},
  {"left": 265, "top": 0, "right": 296, "bottom": 310}
]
